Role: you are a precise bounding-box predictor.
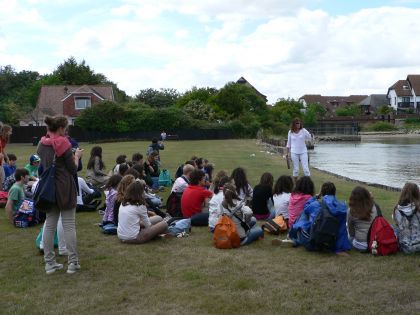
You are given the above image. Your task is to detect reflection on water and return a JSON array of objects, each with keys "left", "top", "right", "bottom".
[{"left": 310, "top": 138, "right": 420, "bottom": 189}]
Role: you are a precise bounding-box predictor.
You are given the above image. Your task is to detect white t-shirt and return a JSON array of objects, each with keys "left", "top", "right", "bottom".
[
  {"left": 171, "top": 176, "right": 189, "bottom": 193},
  {"left": 117, "top": 204, "right": 151, "bottom": 241},
  {"left": 287, "top": 128, "right": 312, "bottom": 154},
  {"left": 238, "top": 184, "right": 253, "bottom": 201},
  {"left": 208, "top": 191, "right": 224, "bottom": 229},
  {"left": 273, "top": 193, "right": 291, "bottom": 218},
  {"left": 77, "top": 177, "right": 95, "bottom": 205}
]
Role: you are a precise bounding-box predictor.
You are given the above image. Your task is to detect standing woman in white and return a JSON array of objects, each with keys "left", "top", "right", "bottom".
[{"left": 285, "top": 118, "right": 313, "bottom": 180}]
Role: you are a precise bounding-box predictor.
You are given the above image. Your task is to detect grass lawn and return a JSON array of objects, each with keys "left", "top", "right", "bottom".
[{"left": 0, "top": 139, "right": 419, "bottom": 315}]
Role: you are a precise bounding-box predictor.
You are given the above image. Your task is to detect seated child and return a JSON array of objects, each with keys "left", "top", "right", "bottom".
[
  {"left": 221, "top": 183, "right": 263, "bottom": 246},
  {"left": 24, "top": 154, "right": 40, "bottom": 181},
  {"left": 117, "top": 180, "right": 168, "bottom": 244},
  {"left": 181, "top": 169, "right": 213, "bottom": 226},
  {"left": 114, "top": 175, "right": 136, "bottom": 226},
  {"left": 5, "top": 168, "right": 29, "bottom": 224},
  {"left": 273, "top": 175, "right": 294, "bottom": 224},
  {"left": 288, "top": 176, "right": 315, "bottom": 228},
  {"left": 252, "top": 172, "right": 275, "bottom": 220},
  {"left": 171, "top": 164, "right": 194, "bottom": 193},
  {"left": 289, "top": 182, "right": 351, "bottom": 253},
  {"left": 208, "top": 175, "right": 230, "bottom": 231},
  {"left": 347, "top": 186, "right": 379, "bottom": 251},
  {"left": 3, "top": 153, "right": 17, "bottom": 179},
  {"left": 102, "top": 174, "right": 123, "bottom": 225},
  {"left": 393, "top": 182, "right": 420, "bottom": 253}
]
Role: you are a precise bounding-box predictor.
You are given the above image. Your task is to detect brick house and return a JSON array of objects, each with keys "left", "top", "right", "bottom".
[
  {"left": 299, "top": 94, "right": 368, "bottom": 117},
  {"left": 20, "top": 85, "right": 114, "bottom": 126}
]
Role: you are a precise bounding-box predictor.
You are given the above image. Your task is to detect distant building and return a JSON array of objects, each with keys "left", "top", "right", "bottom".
[
  {"left": 299, "top": 94, "right": 367, "bottom": 116},
  {"left": 20, "top": 85, "right": 115, "bottom": 126},
  {"left": 236, "top": 76, "right": 268, "bottom": 103},
  {"left": 387, "top": 75, "right": 420, "bottom": 113},
  {"left": 358, "top": 94, "right": 388, "bottom": 115}
]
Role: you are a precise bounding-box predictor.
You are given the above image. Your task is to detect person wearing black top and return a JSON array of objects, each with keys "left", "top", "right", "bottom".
[{"left": 252, "top": 172, "right": 275, "bottom": 220}]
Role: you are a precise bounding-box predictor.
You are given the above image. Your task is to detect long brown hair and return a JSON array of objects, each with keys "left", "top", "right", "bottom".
[
  {"left": 222, "top": 183, "right": 240, "bottom": 209},
  {"left": 396, "top": 182, "right": 420, "bottom": 212},
  {"left": 116, "top": 175, "right": 135, "bottom": 203},
  {"left": 290, "top": 118, "right": 303, "bottom": 133},
  {"left": 122, "top": 180, "right": 146, "bottom": 206},
  {"left": 87, "top": 146, "right": 105, "bottom": 170},
  {"left": 349, "top": 186, "right": 374, "bottom": 220},
  {"left": 0, "top": 124, "right": 12, "bottom": 143}
]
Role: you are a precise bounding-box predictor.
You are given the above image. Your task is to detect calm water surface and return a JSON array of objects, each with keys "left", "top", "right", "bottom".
[{"left": 310, "top": 137, "right": 420, "bottom": 189}]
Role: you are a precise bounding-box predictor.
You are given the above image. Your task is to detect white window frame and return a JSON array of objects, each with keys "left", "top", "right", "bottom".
[{"left": 74, "top": 96, "right": 91, "bottom": 110}]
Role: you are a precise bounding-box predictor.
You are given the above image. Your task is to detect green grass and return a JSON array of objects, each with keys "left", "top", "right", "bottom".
[{"left": 1, "top": 140, "right": 419, "bottom": 315}]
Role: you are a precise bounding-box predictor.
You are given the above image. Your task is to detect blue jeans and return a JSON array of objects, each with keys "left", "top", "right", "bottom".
[
  {"left": 151, "top": 177, "right": 159, "bottom": 190},
  {"left": 241, "top": 225, "right": 264, "bottom": 246}
]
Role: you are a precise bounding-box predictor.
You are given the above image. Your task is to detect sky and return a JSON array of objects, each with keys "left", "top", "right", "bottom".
[{"left": 1, "top": 0, "right": 420, "bottom": 103}]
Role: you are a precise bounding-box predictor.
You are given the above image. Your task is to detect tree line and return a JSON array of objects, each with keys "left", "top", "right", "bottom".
[{"left": 1, "top": 57, "right": 328, "bottom": 137}]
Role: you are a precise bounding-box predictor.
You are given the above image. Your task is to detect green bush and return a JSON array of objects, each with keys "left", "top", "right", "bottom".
[
  {"left": 366, "top": 122, "right": 398, "bottom": 131},
  {"left": 404, "top": 117, "right": 420, "bottom": 124}
]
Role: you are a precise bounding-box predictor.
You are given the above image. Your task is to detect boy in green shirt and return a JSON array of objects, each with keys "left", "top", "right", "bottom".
[
  {"left": 5, "top": 168, "right": 29, "bottom": 224},
  {"left": 24, "top": 154, "right": 40, "bottom": 181}
]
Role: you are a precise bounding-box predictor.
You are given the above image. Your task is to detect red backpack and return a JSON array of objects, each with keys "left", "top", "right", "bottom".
[{"left": 367, "top": 204, "right": 398, "bottom": 256}]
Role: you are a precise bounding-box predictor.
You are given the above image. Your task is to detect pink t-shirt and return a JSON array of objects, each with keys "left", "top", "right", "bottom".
[{"left": 288, "top": 193, "right": 312, "bottom": 227}]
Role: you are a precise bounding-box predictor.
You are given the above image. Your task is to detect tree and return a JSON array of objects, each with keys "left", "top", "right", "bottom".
[
  {"left": 0, "top": 102, "right": 23, "bottom": 124},
  {"left": 213, "top": 82, "right": 267, "bottom": 118},
  {"left": 183, "top": 100, "right": 215, "bottom": 121},
  {"left": 176, "top": 86, "right": 218, "bottom": 108},
  {"left": 50, "top": 56, "right": 106, "bottom": 85},
  {"left": 335, "top": 104, "right": 361, "bottom": 117},
  {"left": 378, "top": 105, "right": 394, "bottom": 115},
  {"left": 134, "top": 88, "right": 180, "bottom": 108},
  {"left": 303, "top": 103, "right": 327, "bottom": 125},
  {"left": 270, "top": 98, "right": 303, "bottom": 125}
]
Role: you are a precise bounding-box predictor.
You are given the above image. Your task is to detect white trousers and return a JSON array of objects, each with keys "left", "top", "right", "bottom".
[
  {"left": 40, "top": 215, "right": 67, "bottom": 254},
  {"left": 291, "top": 152, "right": 310, "bottom": 177}
]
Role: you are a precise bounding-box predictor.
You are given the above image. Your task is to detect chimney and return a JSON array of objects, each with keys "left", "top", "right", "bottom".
[{"left": 64, "top": 86, "right": 68, "bottom": 94}]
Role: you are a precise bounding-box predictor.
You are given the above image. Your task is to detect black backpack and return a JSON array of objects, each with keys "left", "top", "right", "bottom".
[
  {"left": 166, "top": 192, "right": 183, "bottom": 218},
  {"left": 308, "top": 201, "right": 340, "bottom": 251}
]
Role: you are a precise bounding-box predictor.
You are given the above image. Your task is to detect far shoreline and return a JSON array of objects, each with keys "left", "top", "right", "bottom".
[{"left": 360, "top": 131, "right": 420, "bottom": 140}]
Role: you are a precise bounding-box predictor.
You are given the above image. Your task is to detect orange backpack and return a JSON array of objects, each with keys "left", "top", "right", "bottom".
[{"left": 213, "top": 215, "right": 241, "bottom": 249}]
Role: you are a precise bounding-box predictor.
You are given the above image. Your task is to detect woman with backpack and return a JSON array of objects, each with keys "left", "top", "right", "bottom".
[
  {"left": 117, "top": 180, "right": 168, "bottom": 244},
  {"left": 252, "top": 172, "right": 275, "bottom": 220},
  {"left": 37, "top": 116, "right": 83, "bottom": 274},
  {"left": 221, "top": 183, "right": 263, "bottom": 245},
  {"left": 347, "top": 186, "right": 379, "bottom": 251},
  {"left": 86, "top": 146, "right": 109, "bottom": 188},
  {"left": 393, "top": 182, "right": 420, "bottom": 253}
]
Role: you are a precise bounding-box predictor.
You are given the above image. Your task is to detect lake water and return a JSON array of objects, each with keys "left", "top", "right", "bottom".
[{"left": 309, "top": 137, "right": 420, "bottom": 189}]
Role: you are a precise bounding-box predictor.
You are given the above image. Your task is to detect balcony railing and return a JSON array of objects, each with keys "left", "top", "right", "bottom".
[{"left": 397, "top": 102, "right": 414, "bottom": 108}]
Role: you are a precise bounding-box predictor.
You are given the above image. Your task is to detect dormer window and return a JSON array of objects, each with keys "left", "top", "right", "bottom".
[
  {"left": 403, "top": 85, "right": 410, "bottom": 90},
  {"left": 75, "top": 96, "right": 91, "bottom": 110}
]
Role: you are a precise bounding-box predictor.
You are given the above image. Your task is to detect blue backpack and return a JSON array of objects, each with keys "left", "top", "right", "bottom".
[
  {"left": 14, "top": 199, "right": 38, "bottom": 228},
  {"left": 159, "top": 169, "right": 172, "bottom": 187}
]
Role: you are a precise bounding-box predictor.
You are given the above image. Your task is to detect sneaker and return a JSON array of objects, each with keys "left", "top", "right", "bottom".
[
  {"left": 67, "top": 262, "right": 81, "bottom": 274},
  {"left": 45, "top": 262, "right": 64, "bottom": 275}
]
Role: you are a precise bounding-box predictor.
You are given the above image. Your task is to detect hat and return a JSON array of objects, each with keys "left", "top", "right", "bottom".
[{"left": 30, "top": 154, "right": 41, "bottom": 163}]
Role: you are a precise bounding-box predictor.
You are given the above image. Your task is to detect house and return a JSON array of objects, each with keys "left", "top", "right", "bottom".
[
  {"left": 20, "top": 85, "right": 115, "bottom": 126},
  {"left": 358, "top": 94, "right": 389, "bottom": 115},
  {"left": 387, "top": 75, "right": 420, "bottom": 113},
  {"left": 236, "top": 76, "right": 268, "bottom": 103},
  {"left": 299, "top": 94, "right": 368, "bottom": 116}
]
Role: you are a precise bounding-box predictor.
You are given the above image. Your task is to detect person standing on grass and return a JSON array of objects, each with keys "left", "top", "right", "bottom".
[
  {"left": 5, "top": 168, "right": 29, "bottom": 224},
  {"left": 181, "top": 169, "right": 213, "bottom": 226},
  {"left": 285, "top": 118, "right": 313, "bottom": 181},
  {"left": 37, "top": 116, "right": 83, "bottom": 275}
]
